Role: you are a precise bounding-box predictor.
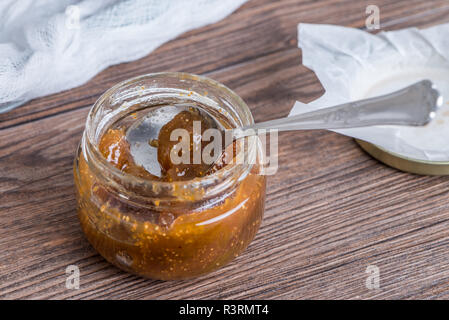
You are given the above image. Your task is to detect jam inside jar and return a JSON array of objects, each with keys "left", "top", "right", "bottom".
[{"left": 74, "top": 73, "right": 266, "bottom": 280}]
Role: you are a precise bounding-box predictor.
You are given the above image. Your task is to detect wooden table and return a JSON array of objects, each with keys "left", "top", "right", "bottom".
[{"left": 2, "top": 0, "right": 449, "bottom": 300}]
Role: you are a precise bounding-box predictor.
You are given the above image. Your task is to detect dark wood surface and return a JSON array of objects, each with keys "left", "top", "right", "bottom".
[{"left": 2, "top": 0, "right": 449, "bottom": 300}]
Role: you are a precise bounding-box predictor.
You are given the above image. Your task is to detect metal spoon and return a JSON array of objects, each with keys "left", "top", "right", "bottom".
[{"left": 126, "top": 80, "right": 442, "bottom": 176}]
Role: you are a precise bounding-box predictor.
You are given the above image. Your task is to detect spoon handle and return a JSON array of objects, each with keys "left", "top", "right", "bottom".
[{"left": 234, "top": 80, "right": 441, "bottom": 139}]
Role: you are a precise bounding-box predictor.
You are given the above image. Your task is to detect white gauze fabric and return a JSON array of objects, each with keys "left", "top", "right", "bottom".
[
  {"left": 0, "top": 0, "right": 248, "bottom": 113},
  {"left": 291, "top": 23, "right": 449, "bottom": 162}
]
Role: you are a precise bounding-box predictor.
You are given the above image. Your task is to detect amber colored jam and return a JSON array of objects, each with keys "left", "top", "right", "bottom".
[{"left": 74, "top": 106, "right": 266, "bottom": 280}]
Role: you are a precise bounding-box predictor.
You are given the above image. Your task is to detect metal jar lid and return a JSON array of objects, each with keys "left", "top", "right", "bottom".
[{"left": 356, "top": 139, "right": 449, "bottom": 176}]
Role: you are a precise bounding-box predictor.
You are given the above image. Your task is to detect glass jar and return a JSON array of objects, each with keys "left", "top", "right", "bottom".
[{"left": 73, "top": 73, "right": 266, "bottom": 280}]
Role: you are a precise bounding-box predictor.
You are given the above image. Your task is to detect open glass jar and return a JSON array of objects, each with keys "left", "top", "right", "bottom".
[{"left": 74, "top": 73, "right": 266, "bottom": 280}]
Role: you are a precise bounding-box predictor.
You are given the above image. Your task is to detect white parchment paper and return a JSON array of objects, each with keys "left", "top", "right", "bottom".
[{"left": 290, "top": 23, "right": 449, "bottom": 161}]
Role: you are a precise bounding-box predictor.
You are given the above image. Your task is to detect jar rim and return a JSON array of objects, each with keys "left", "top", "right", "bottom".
[{"left": 83, "top": 72, "right": 256, "bottom": 197}]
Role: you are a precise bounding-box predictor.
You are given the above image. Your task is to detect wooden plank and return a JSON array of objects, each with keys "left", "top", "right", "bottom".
[{"left": 2, "top": 0, "right": 449, "bottom": 299}]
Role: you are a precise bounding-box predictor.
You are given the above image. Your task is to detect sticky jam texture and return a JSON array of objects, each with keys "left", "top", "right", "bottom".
[
  {"left": 74, "top": 107, "right": 266, "bottom": 280},
  {"left": 99, "top": 108, "right": 232, "bottom": 181}
]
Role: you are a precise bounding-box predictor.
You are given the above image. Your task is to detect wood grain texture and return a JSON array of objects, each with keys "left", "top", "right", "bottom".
[{"left": 1, "top": 0, "right": 449, "bottom": 300}]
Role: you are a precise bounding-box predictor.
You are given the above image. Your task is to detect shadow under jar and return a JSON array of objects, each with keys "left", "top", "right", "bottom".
[{"left": 74, "top": 73, "right": 266, "bottom": 280}]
